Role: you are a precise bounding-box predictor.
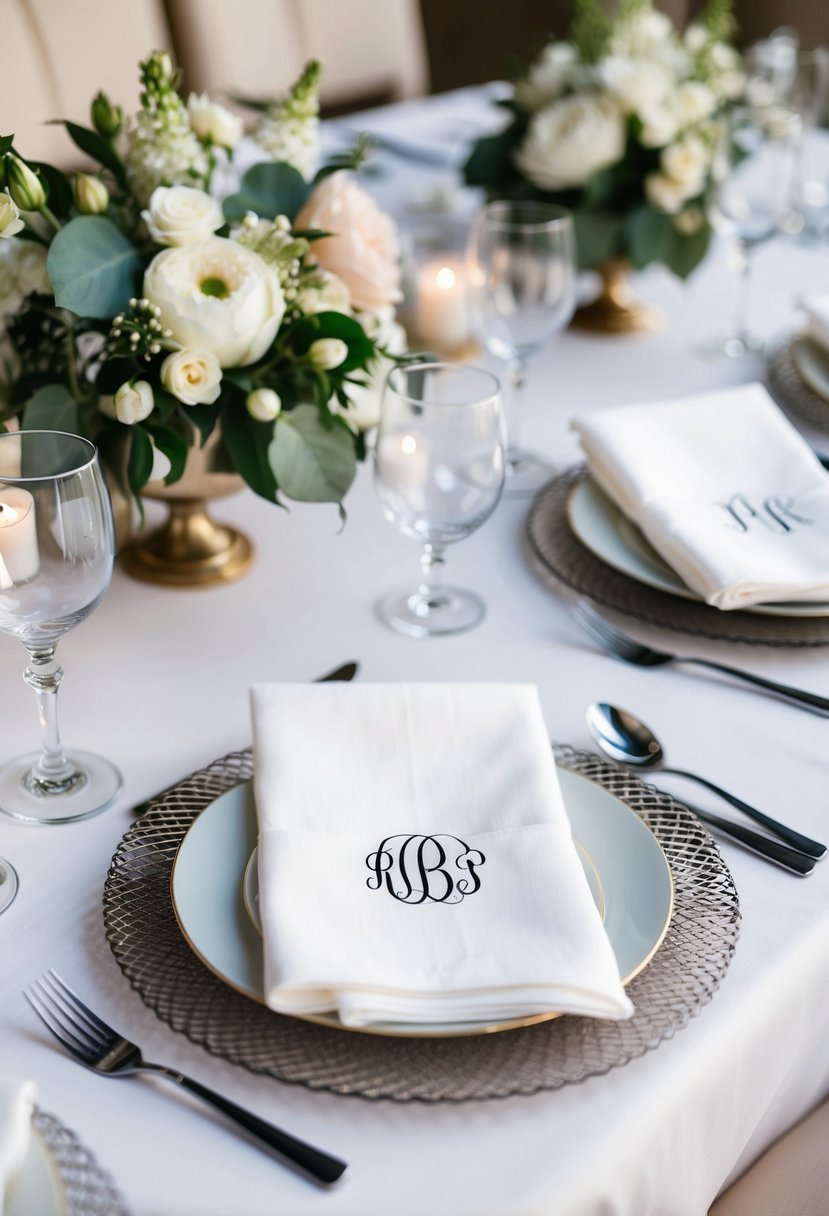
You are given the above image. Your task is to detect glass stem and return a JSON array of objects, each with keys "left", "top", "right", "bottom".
[
  {"left": 731, "top": 238, "right": 752, "bottom": 346},
  {"left": 417, "top": 544, "right": 450, "bottom": 611},
  {"left": 23, "top": 647, "right": 83, "bottom": 794},
  {"left": 506, "top": 356, "right": 526, "bottom": 461}
]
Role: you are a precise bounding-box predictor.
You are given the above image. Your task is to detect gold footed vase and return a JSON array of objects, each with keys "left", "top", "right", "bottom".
[
  {"left": 119, "top": 431, "right": 254, "bottom": 588},
  {"left": 571, "top": 257, "right": 662, "bottom": 335}
]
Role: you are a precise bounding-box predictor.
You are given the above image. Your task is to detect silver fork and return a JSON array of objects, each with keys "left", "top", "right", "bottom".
[
  {"left": 25, "top": 971, "right": 347, "bottom": 1187},
  {"left": 572, "top": 600, "right": 829, "bottom": 715}
]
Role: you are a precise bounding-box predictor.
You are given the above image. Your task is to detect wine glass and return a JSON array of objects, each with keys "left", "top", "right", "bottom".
[
  {"left": 704, "top": 104, "right": 800, "bottom": 359},
  {"left": 0, "top": 430, "right": 121, "bottom": 826},
  {"left": 466, "top": 200, "right": 576, "bottom": 497},
  {"left": 374, "top": 362, "right": 505, "bottom": 638}
]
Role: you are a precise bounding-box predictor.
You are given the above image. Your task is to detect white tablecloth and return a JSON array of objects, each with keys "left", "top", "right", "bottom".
[{"left": 2, "top": 88, "right": 829, "bottom": 1216}]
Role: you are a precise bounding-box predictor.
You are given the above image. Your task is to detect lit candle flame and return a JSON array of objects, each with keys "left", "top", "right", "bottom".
[
  {"left": 436, "top": 266, "right": 456, "bottom": 291},
  {"left": 401, "top": 434, "right": 418, "bottom": 456}
]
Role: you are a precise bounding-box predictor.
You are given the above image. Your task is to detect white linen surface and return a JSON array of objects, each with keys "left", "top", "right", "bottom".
[
  {"left": 250, "top": 682, "right": 632, "bottom": 1028},
  {"left": 573, "top": 382, "right": 829, "bottom": 610},
  {"left": 0, "top": 1076, "right": 35, "bottom": 1215}
]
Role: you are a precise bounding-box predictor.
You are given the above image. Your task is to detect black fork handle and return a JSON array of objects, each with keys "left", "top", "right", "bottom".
[
  {"left": 663, "top": 767, "right": 827, "bottom": 860},
  {"left": 153, "top": 1068, "right": 347, "bottom": 1185},
  {"left": 679, "top": 658, "right": 829, "bottom": 716}
]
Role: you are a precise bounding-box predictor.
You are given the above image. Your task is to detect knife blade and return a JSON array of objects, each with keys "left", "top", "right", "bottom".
[{"left": 130, "top": 660, "right": 359, "bottom": 816}]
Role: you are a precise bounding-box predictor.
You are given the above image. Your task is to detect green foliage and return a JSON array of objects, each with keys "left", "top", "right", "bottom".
[
  {"left": 700, "top": 0, "right": 737, "bottom": 43},
  {"left": 286, "top": 311, "right": 375, "bottom": 373},
  {"left": 127, "top": 425, "right": 154, "bottom": 495},
  {"left": 146, "top": 421, "right": 189, "bottom": 483},
  {"left": 221, "top": 386, "right": 280, "bottom": 502},
  {"left": 29, "top": 162, "right": 73, "bottom": 219},
  {"left": 573, "top": 210, "right": 624, "bottom": 269},
  {"left": 60, "top": 122, "right": 127, "bottom": 188},
  {"left": 463, "top": 126, "right": 525, "bottom": 188},
  {"left": 567, "top": 0, "right": 612, "bottom": 64},
  {"left": 625, "top": 206, "right": 711, "bottom": 278},
  {"left": 269, "top": 403, "right": 356, "bottom": 504},
  {"left": 47, "top": 217, "right": 141, "bottom": 319},
  {"left": 21, "top": 384, "right": 79, "bottom": 432},
  {"left": 222, "top": 162, "right": 310, "bottom": 223}
]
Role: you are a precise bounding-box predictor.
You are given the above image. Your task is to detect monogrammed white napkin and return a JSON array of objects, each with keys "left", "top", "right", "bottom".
[
  {"left": 573, "top": 382, "right": 829, "bottom": 610},
  {"left": 0, "top": 1076, "right": 35, "bottom": 1214},
  {"left": 251, "top": 683, "right": 633, "bottom": 1028}
]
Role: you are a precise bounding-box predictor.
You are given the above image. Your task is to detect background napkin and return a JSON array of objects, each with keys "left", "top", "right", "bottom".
[
  {"left": 251, "top": 683, "right": 633, "bottom": 1028},
  {"left": 0, "top": 1076, "right": 35, "bottom": 1214},
  {"left": 573, "top": 382, "right": 829, "bottom": 610},
  {"left": 803, "top": 293, "right": 829, "bottom": 353}
]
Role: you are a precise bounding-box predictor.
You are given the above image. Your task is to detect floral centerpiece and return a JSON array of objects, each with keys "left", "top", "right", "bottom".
[
  {"left": 464, "top": 0, "right": 744, "bottom": 282},
  {"left": 0, "top": 53, "right": 405, "bottom": 532}
]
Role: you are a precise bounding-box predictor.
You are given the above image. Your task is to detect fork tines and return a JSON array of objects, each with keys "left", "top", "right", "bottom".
[{"left": 25, "top": 970, "right": 113, "bottom": 1060}]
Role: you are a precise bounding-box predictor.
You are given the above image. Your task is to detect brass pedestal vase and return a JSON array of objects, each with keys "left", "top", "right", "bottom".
[{"left": 572, "top": 257, "right": 662, "bottom": 335}]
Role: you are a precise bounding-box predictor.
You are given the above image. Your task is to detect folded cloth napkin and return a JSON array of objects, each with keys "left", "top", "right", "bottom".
[
  {"left": 0, "top": 1076, "right": 35, "bottom": 1214},
  {"left": 251, "top": 683, "right": 633, "bottom": 1029},
  {"left": 803, "top": 293, "right": 829, "bottom": 353},
  {"left": 573, "top": 382, "right": 829, "bottom": 610}
]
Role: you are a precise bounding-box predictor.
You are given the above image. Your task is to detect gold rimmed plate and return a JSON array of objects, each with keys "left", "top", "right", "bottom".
[
  {"left": 170, "top": 770, "right": 673, "bottom": 1038},
  {"left": 567, "top": 477, "right": 829, "bottom": 619},
  {"left": 791, "top": 335, "right": 829, "bottom": 404}
]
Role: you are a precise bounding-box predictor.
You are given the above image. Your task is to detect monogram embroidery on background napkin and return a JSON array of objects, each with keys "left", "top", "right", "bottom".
[
  {"left": 366, "top": 835, "right": 486, "bottom": 905},
  {"left": 718, "top": 493, "right": 814, "bottom": 534}
]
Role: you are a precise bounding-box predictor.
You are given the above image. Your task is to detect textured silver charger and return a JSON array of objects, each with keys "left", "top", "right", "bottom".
[
  {"left": 767, "top": 339, "right": 829, "bottom": 434},
  {"left": 527, "top": 467, "right": 829, "bottom": 647},
  {"left": 103, "top": 747, "right": 740, "bottom": 1102},
  {"left": 33, "top": 1109, "right": 130, "bottom": 1215}
]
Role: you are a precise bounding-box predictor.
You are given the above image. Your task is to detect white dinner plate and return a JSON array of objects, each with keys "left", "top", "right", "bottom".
[
  {"left": 170, "top": 770, "right": 673, "bottom": 1038},
  {"left": 7, "top": 1126, "right": 66, "bottom": 1216},
  {"left": 791, "top": 335, "right": 829, "bottom": 404},
  {"left": 568, "top": 477, "right": 829, "bottom": 618}
]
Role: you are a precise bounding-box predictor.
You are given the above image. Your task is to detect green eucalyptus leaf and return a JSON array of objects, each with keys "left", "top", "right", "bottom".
[
  {"left": 463, "top": 125, "right": 524, "bottom": 189},
  {"left": 222, "top": 162, "right": 310, "bottom": 223},
  {"left": 47, "top": 217, "right": 141, "bottom": 319},
  {"left": 269, "top": 403, "right": 356, "bottom": 503},
  {"left": 184, "top": 398, "right": 223, "bottom": 446},
  {"left": 221, "top": 392, "right": 279, "bottom": 501},
  {"left": 663, "top": 223, "right": 712, "bottom": 280},
  {"left": 21, "top": 383, "right": 79, "bottom": 433},
  {"left": 61, "top": 121, "right": 127, "bottom": 187},
  {"left": 573, "top": 210, "right": 624, "bottom": 269},
  {"left": 29, "top": 161, "right": 73, "bottom": 218},
  {"left": 127, "top": 424, "right": 154, "bottom": 495},
  {"left": 625, "top": 206, "right": 674, "bottom": 270},
  {"left": 287, "top": 311, "right": 375, "bottom": 372},
  {"left": 146, "top": 421, "right": 189, "bottom": 484}
]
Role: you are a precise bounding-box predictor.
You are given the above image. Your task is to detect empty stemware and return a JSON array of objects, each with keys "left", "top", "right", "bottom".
[
  {"left": 466, "top": 200, "right": 576, "bottom": 497},
  {"left": 374, "top": 361, "right": 505, "bottom": 637},
  {"left": 0, "top": 430, "right": 121, "bottom": 826}
]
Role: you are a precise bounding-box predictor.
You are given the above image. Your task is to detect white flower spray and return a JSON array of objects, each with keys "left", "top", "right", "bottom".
[
  {"left": 254, "top": 60, "right": 321, "bottom": 180},
  {"left": 125, "top": 51, "right": 210, "bottom": 206}
]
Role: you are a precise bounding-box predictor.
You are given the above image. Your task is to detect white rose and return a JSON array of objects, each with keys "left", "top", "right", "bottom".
[
  {"left": 515, "top": 94, "right": 625, "bottom": 190},
  {"left": 246, "top": 387, "right": 282, "bottom": 422},
  {"left": 186, "top": 94, "right": 243, "bottom": 149},
  {"left": 12, "top": 243, "right": 50, "bottom": 297},
  {"left": 161, "top": 348, "right": 222, "bottom": 405},
  {"left": 114, "top": 380, "right": 154, "bottom": 424},
  {"left": 638, "top": 105, "right": 680, "bottom": 149},
  {"left": 296, "top": 270, "right": 351, "bottom": 316},
  {"left": 645, "top": 171, "right": 688, "bottom": 214},
  {"left": 142, "top": 185, "right": 225, "bottom": 247},
  {"left": 144, "top": 237, "right": 285, "bottom": 367},
  {"left": 674, "top": 81, "right": 716, "bottom": 126},
  {"left": 0, "top": 194, "right": 23, "bottom": 239},
  {"left": 309, "top": 337, "right": 348, "bottom": 369},
  {"left": 601, "top": 57, "right": 671, "bottom": 116},
  {"left": 515, "top": 43, "right": 578, "bottom": 111},
  {"left": 661, "top": 136, "right": 709, "bottom": 190}
]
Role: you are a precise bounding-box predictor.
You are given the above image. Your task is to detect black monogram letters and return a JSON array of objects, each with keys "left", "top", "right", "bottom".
[
  {"left": 366, "top": 834, "right": 486, "bottom": 904},
  {"left": 718, "top": 492, "right": 814, "bottom": 535}
]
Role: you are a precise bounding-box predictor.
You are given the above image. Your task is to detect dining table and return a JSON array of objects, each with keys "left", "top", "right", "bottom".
[{"left": 2, "top": 85, "right": 829, "bottom": 1216}]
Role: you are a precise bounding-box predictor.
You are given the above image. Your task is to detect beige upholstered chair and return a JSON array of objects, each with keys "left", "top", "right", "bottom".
[
  {"left": 166, "top": 0, "right": 429, "bottom": 110},
  {"left": 0, "top": 0, "right": 172, "bottom": 165},
  {"left": 709, "top": 1098, "right": 829, "bottom": 1215}
]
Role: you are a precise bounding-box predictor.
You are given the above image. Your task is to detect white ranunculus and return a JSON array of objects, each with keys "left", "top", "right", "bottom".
[
  {"left": 296, "top": 270, "right": 351, "bottom": 316},
  {"left": 186, "top": 94, "right": 244, "bottom": 149},
  {"left": 144, "top": 237, "right": 285, "bottom": 367},
  {"left": 142, "top": 186, "right": 225, "bottom": 247},
  {"left": 661, "top": 136, "right": 709, "bottom": 191},
  {"left": 0, "top": 194, "right": 24, "bottom": 239},
  {"left": 515, "top": 94, "right": 625, "bottom": 190},
  {"left": 601, "top": 57, "right": 671, "bottom": 116},
  {"left": 645, "top": 171, "right": 688, "bottom": 214},
  {"left": 638, "top": 104, "right": 680, "bottom": 149},
  {"left": 246, "top": 387, "right": 282, "bottom": 422},
  {"left": 309, "top": 337, "right": 348, "bottom": 369},
  {"left": 674, "top": 81, "right": 716, "bottom": 125},
  {"left": 13, "top": 243, "right": 50, "bottom": 296},
  {"left": 161, "top": 348, "right": 222, "bottom": 405},
  {"left": 515, "top": 43, "right": 578, "bottom": 111},
  {"left": 114, "top": 380, "right": 154, "bottom": 424}
]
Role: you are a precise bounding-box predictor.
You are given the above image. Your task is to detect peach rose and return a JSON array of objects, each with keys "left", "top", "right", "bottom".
[{"left": 294, "top": 171, "right": 401, "bottom": 311}]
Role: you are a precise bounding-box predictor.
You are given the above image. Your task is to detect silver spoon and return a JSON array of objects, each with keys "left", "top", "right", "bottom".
[{"left": 586, "top": 702, "right": 825, "bottom": 866}]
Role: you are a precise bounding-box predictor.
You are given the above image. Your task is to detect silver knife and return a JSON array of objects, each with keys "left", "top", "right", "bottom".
[{"left": 131, "top": 661, "right": 359, "bottom": 816}]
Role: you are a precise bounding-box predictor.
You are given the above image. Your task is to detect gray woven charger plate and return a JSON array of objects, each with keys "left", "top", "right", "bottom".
[
  {"left": 527, "top": 467, "right": 829, "bottom": 647},
  {"left": 767, "top": 337, "right": 829, "bottom": 434},
  {"left": 32, "top": 1109, "right": 130, "bottom": 1216},
  {"left": 103, "top": 747, "right": 740, "bottom": 1102}
]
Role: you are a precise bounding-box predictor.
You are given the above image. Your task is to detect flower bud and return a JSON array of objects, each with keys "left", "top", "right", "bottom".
[
  {"left": 0, "top": 192, "right": 24, "bottom": 238},
  {"left": 114, "top": 380, "right": 154, "bottom": 425},
  {"left": 91, "top": 91, "right": 124, "bottom": 139},
  {"left": 246, "top": 387, "right": 282, "bottom": 422},
  {"left": 6, "top": 156, "right": 47, "bottom": 212},
  {"left": 74, "top": 173, "right": 109, "bottom": 216},
  {"left": 308, "top": 337, "right": 348, "bottom": 370}
]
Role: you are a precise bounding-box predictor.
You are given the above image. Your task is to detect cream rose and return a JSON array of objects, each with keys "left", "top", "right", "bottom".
[
  {"left": 142, "top": 186, "right": 225, "bottom": 247},
  {"left": 144, "top": 237, "right": 285, "bottom": 367},
  {"left": 246, "top": 387, "right": 281, "bottom": 422},
  {"left": 294, "top": 172, "right": 402, "bottom": 311},
  {"left": 186, "top": 94, "right": 244, "bottom": 149},
  {"left": 515, "top": 94, "right": 626, "bottom": 190},
  {"left": 161, "top": 348, "right": 222, "bottom": 405},
  {"left": 0, "top": 194, "right": 24, "bottom": 239}
]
